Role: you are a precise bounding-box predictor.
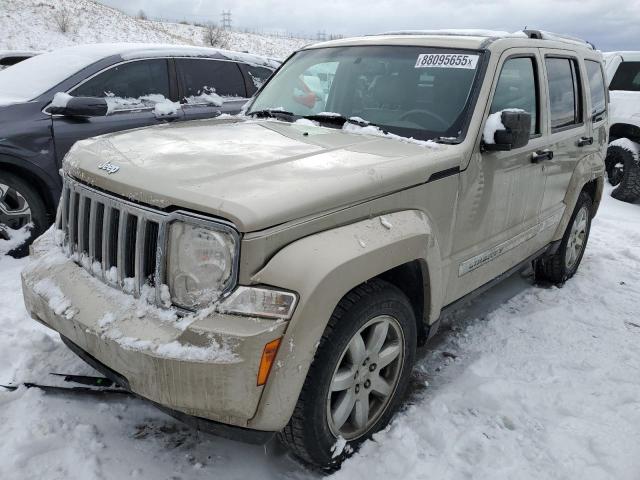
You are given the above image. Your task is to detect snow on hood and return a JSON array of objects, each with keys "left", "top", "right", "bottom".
[{"left": 63, "top": 117, "right": 454, "bottom": 232}]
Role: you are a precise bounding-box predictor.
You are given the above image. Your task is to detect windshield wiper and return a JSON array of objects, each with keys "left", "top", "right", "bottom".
[
  {"left": 302, "top": 113, "right": 377, "bottom": 129},
  {"left": 247, "top": 109, "right": 295, "bottom": 121}
]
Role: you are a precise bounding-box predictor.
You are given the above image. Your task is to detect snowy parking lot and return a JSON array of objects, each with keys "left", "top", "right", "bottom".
[{"left": 1, "top": 185, "right": 639, "bottom": 479}]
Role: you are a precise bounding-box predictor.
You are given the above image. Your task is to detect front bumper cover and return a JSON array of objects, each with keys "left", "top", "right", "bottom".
[{"left": 21, "top": 232, "right": 287, "bottom": 435}]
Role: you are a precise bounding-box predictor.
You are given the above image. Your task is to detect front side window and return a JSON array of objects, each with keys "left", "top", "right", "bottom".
[
  {"left": 609, "top": 62, "right": 640, "bottom": 92},
  {"left": 545, "top": 57, "right": 583, "bottom": 130},
  {"left": 490, "top": 57, "right": 539, "bottom": 134},
  {"left": 585, "top": 60, "right": 606, "bottom": 119},
  {"left": 177, "top": 59, "right": 246, "bottom": 102},
  {"left": 248, "top": 46, "right": 484, "bottom": 141},
  {"left": 71, "top": 59, "right": 170, "bottom": 111}
]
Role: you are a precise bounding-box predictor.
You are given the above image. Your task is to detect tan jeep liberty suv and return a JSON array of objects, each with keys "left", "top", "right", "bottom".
[{"left": 22, "top": 29, "right": 606, "bottom": 469}]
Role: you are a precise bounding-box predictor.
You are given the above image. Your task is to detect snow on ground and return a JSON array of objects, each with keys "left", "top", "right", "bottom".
[
  {"left": 0, "top": 0, "right": 308, "bottom": 59},
  {"left": 0, "top": 185, "right": 639, "bottom": 480}
]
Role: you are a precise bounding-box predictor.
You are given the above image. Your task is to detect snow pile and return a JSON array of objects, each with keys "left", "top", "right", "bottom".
[
  {"left": 342, "top": 121, "right": 441, "bottom": 148},
  {"left": 0, "top": 0, "right": 307, "bottom": 59},
  {"left": 483, "top": 108, "right": 525, "bottom": 144},
  {"left": 0, "top": 224, "right": 32, "bottom": 256},
  {"left": 50, "top": 91, "right": 72, "bottom": 108},
  {"left": 610, "top": 137, "right": 640, "bottom": 163}
]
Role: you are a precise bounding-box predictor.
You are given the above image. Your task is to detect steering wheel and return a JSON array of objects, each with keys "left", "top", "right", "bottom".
[{"left": 398, "top": 109, "right": 449, "bottom": 130}]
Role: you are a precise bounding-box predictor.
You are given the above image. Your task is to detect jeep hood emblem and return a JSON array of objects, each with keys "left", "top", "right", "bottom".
[{"left": 98, "top": 161, "right": 120, "bottom": 174}]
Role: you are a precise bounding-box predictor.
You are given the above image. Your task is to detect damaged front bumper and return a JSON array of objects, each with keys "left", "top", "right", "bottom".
[{"left": 21, "top": 232, "right": 287, "bottom": 442}]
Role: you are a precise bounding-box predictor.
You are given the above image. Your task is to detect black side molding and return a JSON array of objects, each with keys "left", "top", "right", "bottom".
[{"left": 427, "top": 166, "right": 460, "bottom": 183}]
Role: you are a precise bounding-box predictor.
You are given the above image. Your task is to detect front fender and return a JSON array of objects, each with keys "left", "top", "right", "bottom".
[{"left": 247, "top": 209, "right": 443, "bottom": 431}]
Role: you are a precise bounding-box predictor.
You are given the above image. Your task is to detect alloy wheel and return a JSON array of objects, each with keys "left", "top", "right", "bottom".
[{"left": 326, "top": 315, "right": 404, "bottom": 440}]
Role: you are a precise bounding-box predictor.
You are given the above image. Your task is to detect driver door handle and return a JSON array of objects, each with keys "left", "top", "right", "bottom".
[
  {"left": 531, "top": 149, "right": 553, "bottom": 163},
  {"left": 577, "top": 136, "right": 593, "bottom": 147}
]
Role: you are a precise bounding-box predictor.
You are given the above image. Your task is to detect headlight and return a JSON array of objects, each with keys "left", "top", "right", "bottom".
[{"left": 166, "top": 221, "right": 237, "bottom": 309}]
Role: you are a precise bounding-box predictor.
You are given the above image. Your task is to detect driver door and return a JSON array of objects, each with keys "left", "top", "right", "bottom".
[
  {"left": 446, "top": 49, "right": 549, "bottom": 302},
  {"left": 51, "top": 58, "right": 184, "bottom": 167}
]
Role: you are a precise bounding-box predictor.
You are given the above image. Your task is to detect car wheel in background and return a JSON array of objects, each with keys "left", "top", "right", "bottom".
[
  {"left": 0, "top": 171, "right": 48, "bottom": 257},
  {"left": 607, "top": 145, "right": 640, "bottom": 203},
  {"left": 279, "top": 278, "right": 417, "bottom": 470}
]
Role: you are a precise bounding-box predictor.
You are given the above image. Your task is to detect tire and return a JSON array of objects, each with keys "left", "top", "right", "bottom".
[
  {"left": 0, "top": 171, "right": 49, "bottom": 257},
  {"left": 535, "top": 191, "right": 592, "bottom": 284},
  {"left": 610, "top": 145, "right": 640, "bottom": 203},
  {"left": 279, "top": 278, "right": 417, "bottom": 470},
  {"left": 604, "top": 144, "right": 627, "bottom": 186}
]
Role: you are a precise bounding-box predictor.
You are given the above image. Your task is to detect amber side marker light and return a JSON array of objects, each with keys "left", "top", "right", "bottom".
[{"left": 257, "top": 338, "right": 282, "bottom": 386}]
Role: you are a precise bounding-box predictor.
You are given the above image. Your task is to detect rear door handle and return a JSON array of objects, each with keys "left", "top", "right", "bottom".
[
  {"left": 577, "top": 136, "right": 593, "bottom": 147},
  {"left": 531, "top": 149, "right": 553, "bottom": 163}
]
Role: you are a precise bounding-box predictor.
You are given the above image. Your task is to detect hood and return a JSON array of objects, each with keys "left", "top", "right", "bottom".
[{"left": 65, "top": 117, "right": 458, "bottom": 232}]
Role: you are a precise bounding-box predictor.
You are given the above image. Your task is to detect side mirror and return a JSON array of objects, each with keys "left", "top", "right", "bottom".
[
  {"left": 49, "top": 96, "right": 108, "bottom": 117},
  {"left": 482, "top": 110, "right": 531, "bottom": 152}
]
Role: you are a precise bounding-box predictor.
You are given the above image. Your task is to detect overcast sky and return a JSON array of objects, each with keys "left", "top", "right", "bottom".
[{"left": 99, "top": 0, "right": 640, "bottom": 51}]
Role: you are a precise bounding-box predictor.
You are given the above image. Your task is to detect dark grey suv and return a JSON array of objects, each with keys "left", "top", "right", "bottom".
[{"left": 0, "top": 43, "right": 278, "bottom": 255}]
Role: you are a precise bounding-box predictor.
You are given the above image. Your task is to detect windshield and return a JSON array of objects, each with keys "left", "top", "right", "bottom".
[
  {"left": 0, "top": 49, "right": 108, "bottom": 104},
  {"left": 248, "top": 46, "right": 483, "bottom": 141}
]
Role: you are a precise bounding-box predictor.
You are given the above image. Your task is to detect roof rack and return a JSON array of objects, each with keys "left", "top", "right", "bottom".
[
  {"left": 522, "top": 29, "right": 595, "bottom": 49},
  {"left": 373, "top": 29, "right": 595, "bottom": 50}
]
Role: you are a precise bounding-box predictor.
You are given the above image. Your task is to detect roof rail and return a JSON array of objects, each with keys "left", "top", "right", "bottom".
[
  {"left": 523, "top": 29, "right": 595, "bottom": 49},
  {"left": 372, "top": 29, "right": 595, "bottom": 50}
]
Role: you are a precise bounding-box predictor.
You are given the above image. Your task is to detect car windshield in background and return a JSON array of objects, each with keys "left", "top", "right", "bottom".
[
  {"left": 0, "top": 50, "right": 101, "bottom": 103},
  {"left": 609, "top": 62, "right": 640, "bottom": 92},
  {"left": 248, "top": 46, "right": 483, "bottom": 141}
]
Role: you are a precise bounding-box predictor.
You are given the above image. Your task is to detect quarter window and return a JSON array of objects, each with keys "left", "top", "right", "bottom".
[
  {"left": 609, "top": 62, "right": 640, "bottom": 92},
  {"left": 490, "top": 57, "right": 539, "bottom": 134},
  {"left": 545, "top": 57, "right": 583, "bottom": 130},
  {"left": 245, "top": 65, "right": 274, "bottom": 95},
  {"left": 585, "top": 60, "right": 606, "bottom": 119},
  {"left": 71, "top": 59, "right": 170, "bottom": 101},
  {"left": 177, "top": 59, "right": 246, "bottom": 101}
]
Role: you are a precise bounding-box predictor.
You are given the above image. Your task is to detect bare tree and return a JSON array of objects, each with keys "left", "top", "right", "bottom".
[
  {"left": 137, "top": 9, "right": 147, "bottom": 20},
  {"left": 202, "top": 23, "right": 230, "bottom": 48},
  {"left": 53, "top": 6, "right": 72, "bottom": 33}
]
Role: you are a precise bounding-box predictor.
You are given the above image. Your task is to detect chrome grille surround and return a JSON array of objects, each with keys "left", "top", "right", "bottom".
[{"left": 55, "top": 175, "right": 240, "bottom": 310}]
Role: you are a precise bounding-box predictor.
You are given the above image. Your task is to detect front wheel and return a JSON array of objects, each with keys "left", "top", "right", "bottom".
[
  {"left": 279, "top": 279, "right": 417, "bottom": 469},
  {"left": 0, "top": 171, "right": 49, "bottom": 257},
  {"left": 535, "top": 191, "right": 592, "bottom": 284}
]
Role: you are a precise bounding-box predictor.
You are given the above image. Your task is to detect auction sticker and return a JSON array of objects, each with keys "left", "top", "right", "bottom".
[{"left": 415, "top": 53, "right": 479, "bottom": 69}]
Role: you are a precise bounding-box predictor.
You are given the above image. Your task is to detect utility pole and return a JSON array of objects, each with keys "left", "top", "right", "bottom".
[{"left": 221, "top": 10, "right": 232, "bottom": 30}]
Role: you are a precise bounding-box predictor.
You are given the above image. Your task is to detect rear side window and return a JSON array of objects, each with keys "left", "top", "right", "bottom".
[
  {"left": 490, "top": 57, "right": 539, "bottom": 134},
  {"left": 545, "top": 57, "right": 583, "bottom": 130},
  {"left": 177, "top": 59, "right": 246, "bottom": 101},
  {"left": 72, "top": 59, "right": 170, "bottom": 100},
  {"left": 585, "top": 60, "right": 606, "bottom": 119},
  {"left": 609, "top": 62, "right": 640, "bottom": 91},
  {"left": 245, "top": 65, "right": 274, "bottom": 95}
]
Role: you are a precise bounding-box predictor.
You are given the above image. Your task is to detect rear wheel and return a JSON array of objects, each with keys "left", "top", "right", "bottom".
[
  {"left": 279, "top": 279, "right": 417, "bottom": 470},
  {"left": 535, "top": 191, "right": 592, "bottom": 284},
  {"left": 0, "top": 172, "right": 48, "bottom": 257}
]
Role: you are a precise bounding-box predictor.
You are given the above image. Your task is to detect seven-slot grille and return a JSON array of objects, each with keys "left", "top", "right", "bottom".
[{"left": 55, "top": 176, "right": 166, "bottom": 305}]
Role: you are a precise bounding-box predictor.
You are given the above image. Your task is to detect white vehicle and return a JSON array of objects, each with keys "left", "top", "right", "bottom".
[
  {"left": 0, "top": 50, "right": 42, "bottom": 70},
  {"left": 603, "top": 51, "right": 640, "bottom": 201}
]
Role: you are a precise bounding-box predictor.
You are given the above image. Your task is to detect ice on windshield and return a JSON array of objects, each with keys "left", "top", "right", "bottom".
[{"left": 248, "top": 46, "right": 481, "bottom": 141}]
